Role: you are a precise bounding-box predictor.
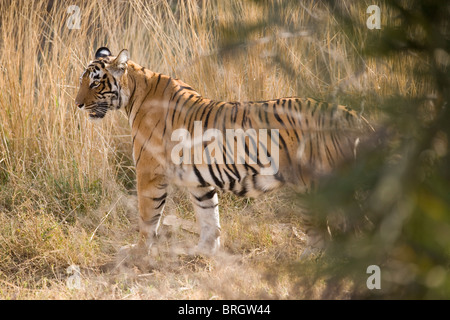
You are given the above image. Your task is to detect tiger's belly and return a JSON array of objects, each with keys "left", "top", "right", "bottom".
[{"left": 169, "top": 164, "right": 285, "bottom": 197}]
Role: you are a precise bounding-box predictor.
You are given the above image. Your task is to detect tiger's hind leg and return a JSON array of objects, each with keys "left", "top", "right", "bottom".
[
  {"left": 188, "top": 186, "right": 221, "bottom": 256},
  {"left": 295, "top": 199, "right": 327, "bottom": 259},
  {"left": 300, "top": 220, "right": 326, "bottom": 259}
]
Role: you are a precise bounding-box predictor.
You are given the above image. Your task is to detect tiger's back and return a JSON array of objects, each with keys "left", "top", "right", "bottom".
[{"left": 127, "top": 70, "right": 371, "bottom": 196}]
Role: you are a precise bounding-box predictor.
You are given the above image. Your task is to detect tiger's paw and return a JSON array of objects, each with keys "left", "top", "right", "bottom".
[{"left": 191, "top": 237, "right": 221, "bottom": 257}]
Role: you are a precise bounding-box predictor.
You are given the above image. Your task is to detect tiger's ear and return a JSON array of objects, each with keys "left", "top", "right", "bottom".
[
  {"left": 113, "top": 49, "right": 129, "bottom": 67},
  {"left": 108, "top": 49, "right": 129, "bottom": 76},
  {"left": 95, "top": 47, "right": 112, "bottom": 59}
]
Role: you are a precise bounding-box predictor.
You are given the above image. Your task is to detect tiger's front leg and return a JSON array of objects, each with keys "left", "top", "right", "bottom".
[
  {"left": 135, "top": 174, "right": 168, "bottom": 252},
  {"left": 188, "top": 186, "right": 221, "bottom": 255}
]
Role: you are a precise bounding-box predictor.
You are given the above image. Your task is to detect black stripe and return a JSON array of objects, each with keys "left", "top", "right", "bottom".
[
  {"left": 273, "top": 101, "right": 285, "bottom": 128},
  {"left": 131, "top": 84, "right": 154, "bottom": 128},
  {"left": 179, "top": 85, "right": 195, "bottom": 91},
  {"left": 244, "top": 133, "right": 258, "bottom": 164},
  {"left": 142, "top": 213, "right": 161, "bottom": 225},
  {"left": 153, "top": 73, "right": 162, "bottom": 94},
  {"left": 231, "top": 103, "right": 239, "bottom": 123},
  {"left": 186, "top": 98, "right": 205, "bottom": 133},
  {"left": 214, "top": 161, "right": 225, "bottom": 187},
  {"left": 263, "top": 102, "right": 270, "bottom": 125},
  {"left": 311, "top": 101, "right": 319, "bottom": 116},
  {"left": 154, "top": 199, "right": 166, "bottom": 210},
  {"left": 212, "top": 102, "right": 225, "bottom": 128},
  {"left": 182, "top": 95, "right": 199, "bottom": 123},
  {"left": 150, "top": 193, "right": 167, "bottom": 202},
  {"left": 231, "top": 162, "right": 241, "bottom": 182},
  {"left": 286, "top": 99, "right": 295, "bottom": 127},
  {"left": 308, "top": 134, "right": 314, "bottom": 165},
  {"left": 172, "top": 94, "right": 194, "bottom": 125},
  {"left": 135, "top": 119, "right": 160, "bottom": 166},
  {"left": 193, "top": 165, "right": 208, "bottom": 187},
  {"left": 241, "top": 102, "right": 248, "bottom": 128},
  {"left": 208, "top": 164, "right": 224, "bottom": 189},
  {"left": 223, "top": 169, "right": 236, "bottom": 191},
  {"left": 163, "top": 92, "right": 185, "bottom": 137},
  {"left": 325, "top": 144, "right": 335, "bottom": 167},
  {"left": 132, "top": 108, "right": 153, "bottom": 147},
  {"left": 203, "top": 102, "right": 215, "bottom": 130},
  {"left": 278, "top": 133, "right": 291, "bottom": 165},
  {"left": 126, "top": 75, "right": 137, "bottom": 117},
  {"left": 197, "top": 204, "right": 218, "bottom": 210},
  {"left": 198, "top": 100, "right": 211, "bottom": 123},
  {"left": 237, "top": 186, "right": 247, "bottom": 197},
  {"left": 194, "top": 189, "right": 216, "bottom": 202},
  {"left": 162, "top": 77, "right": 172, "bottom": 96},
  {"left": 170, "top": 87, "right": 185, "bottom": 102}
]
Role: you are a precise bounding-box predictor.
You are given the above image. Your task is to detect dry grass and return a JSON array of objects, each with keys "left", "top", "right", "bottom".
[{"left": 0, "top": 0, "right": 428, "bottom": 299}]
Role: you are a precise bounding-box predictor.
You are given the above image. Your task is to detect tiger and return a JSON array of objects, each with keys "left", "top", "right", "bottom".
[{"left": 75, "top": 47, "right": 374, "bottom": 256}]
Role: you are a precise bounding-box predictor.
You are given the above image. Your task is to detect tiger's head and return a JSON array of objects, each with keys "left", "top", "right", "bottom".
[{"left": 75, "top": 47, "right": 130, "bottom": 120}]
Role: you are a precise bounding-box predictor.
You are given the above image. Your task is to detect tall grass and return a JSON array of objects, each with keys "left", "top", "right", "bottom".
[{"left": 0, "top": 0, "right": 443, "bottom": 299}]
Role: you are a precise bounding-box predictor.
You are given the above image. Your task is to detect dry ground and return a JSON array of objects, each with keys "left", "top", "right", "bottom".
[{"left": 1, "top": 187, "right": 333, "bottom": 299}]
